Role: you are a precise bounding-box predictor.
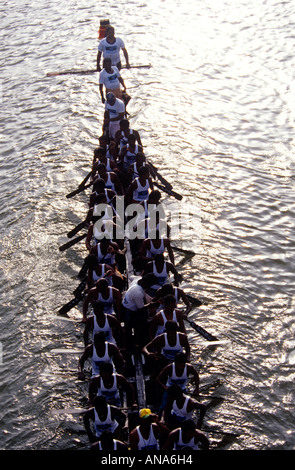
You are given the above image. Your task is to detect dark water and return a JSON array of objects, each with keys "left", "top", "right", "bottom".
[{"left": 1, "top": 0, "right": 295, "bottom": 450}]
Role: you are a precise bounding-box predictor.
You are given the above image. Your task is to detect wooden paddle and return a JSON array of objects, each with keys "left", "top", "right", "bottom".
[
  {"left": 58, "top": 292, "right": 85, "bottom": 315},
  {"left": 59, "top": 233, "right": 87, "bottom": 252},
  {"left": 184, "top": 318, "right": 218, "bottom": 341},
  {"left": 66, "top": 182, "right": 92, "bottom": 199},
  {"left": 67, "top": 220, "right": 88, "bottom": 238},
  {"left": 46, "top": 64, "right": 152, "bottom": 77},
  {"left": 148, "top": 161, "right": 173, "bottom": 190},
  {"left": 153, "top": 181, "right": 182, "bottom": 201}
]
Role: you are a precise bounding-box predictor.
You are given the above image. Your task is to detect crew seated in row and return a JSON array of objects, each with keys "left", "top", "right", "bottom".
[
  {"left": 142, "top": 320, "right": 190, "bottom": 372},
  {"left": 148, "top": 282, "right": 192, "bottom": 319},
  {"left": 83, "top": 396, "right": 126, "bottom": 443},
  {"left": 82, "top": 278, "right": 122, "bottom": 322},
  {"left": 86, "top": 406, "right": 209, "bottom": 451},
  {"left": 88, "top": 362, "right": 137, "bottom": 409},
  {"left": 78, "top": 331, "right": 126, "bottom": 380},
  {"left": 149, "top": 293, "right": 186, "bottom": 339},
  {"left": 84, "top": 254, "right": 125, "bottom": 293},
  {"left": 83, "top": 302, "right": 125, "bottom": 347}
]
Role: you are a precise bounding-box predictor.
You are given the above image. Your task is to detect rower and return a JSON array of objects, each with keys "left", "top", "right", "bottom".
[
  {"left": 126, "top": 165, "right": 153, "bottom": 204},
  {"left": 128, "top": 191, "right": 166, "bottom": 264},
  {"left": 97, "top": 135, "right": 117, "bottom": 162},
  {"left": 150, "top": 282, "right": 192, "bottom": 319},
  {"left": 156, "top": 352, "right": 200, "bottom": 396},
  {"left": 91, "top": 430, "right": 128, "bottom": 452},
  {"left": 128, "top": 152, "right": 146, "bottom": 180},
  {"left": 156, "top": 352, "right": 200, "bottom": 417},
  {"left": 129, "top": 408, "right": 169, "bottom": 451},
  {"left": 142, "top": 321, "right": 191, "bottom": 372},
  {"left": 86, "top": 218, "right": 125, "bottom": 253},
  {"left": 162, "top": 419, "right": 209, "bottom": 451},
  {"left": 82, "top": 278, "right": 122, "bottom": 322},
  {"left": 143, "top": 253, "right": 181, "bottom": 293},
  {"left": 84, "top": 254, "right": 114, "bottom": 290},
  {"left": 139, "top": 230, "right": 175, "bottom": 266},
  {"left": 85, "top": 253, "right": 125, "bottom": 292},
  {"left": 83, "top": 301, "right": 125, "bottom": 347},
  {"left": 118, "top": 134, "right": 144, "bottom": 172},
  {"left": 149, "top": 294, "right": 186, "bottom": 339},
  {"left": 163, "top": 384, "right": 207, "bottom": 431},
  {"left": 78, "top": 332, "right": 126, "bottom": 380},
  {"left": 89, "top": 238, "right": 126, "bottom": 273},
  {"left": 104, "top": 92, "right": 126, "bottom": 140},
  {"left": 85, "top": 192, "right": 118, "bottom": 232},
  {"left": 89, "top": 178, "right": 116, "bottom": 208},
  {"left": 92, "top": 146, "right": 118, "bottom": 174},
  {"left": 83, "top": 396, "right": 126, "bottom": 443},
  {"left": 93, "top": 162, "right": 124, "bottom": 194},
  {"left": 88, "top": 362, "right": 137, "bottom": 408},
  {"left": 86, "top": 218, "right": 114, "bottom": 252},
  {"left": 134, "top": 211, "right": 170, "bottom": 252},
  {"left": 140, "top": 189, "right": 162, "bottom": 219},
  {"left": 114, "top": 118, "right": 143, "bottom": 154}
]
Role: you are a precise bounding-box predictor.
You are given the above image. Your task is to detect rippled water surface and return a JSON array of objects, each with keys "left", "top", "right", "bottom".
[{"left": 1, "top": 0, "right": 295, "bottom": 451}]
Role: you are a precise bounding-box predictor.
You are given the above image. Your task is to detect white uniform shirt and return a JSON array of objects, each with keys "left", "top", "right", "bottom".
[
  {"left": 99, "top": 66, "right": 121, "bottom": 90},
  {"left": 98, "top": 37, "right": 125, "bottom": 65},
  {"left": 122, "top": 279, "right": 145, "bottom": 311},
  {"left": 105, "top": 98, "right": 125, "bottom": 120}
]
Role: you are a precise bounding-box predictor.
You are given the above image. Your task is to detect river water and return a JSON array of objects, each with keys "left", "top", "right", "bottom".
[{"left": 1, "top": 0, "right": 295, "bottom": 452}]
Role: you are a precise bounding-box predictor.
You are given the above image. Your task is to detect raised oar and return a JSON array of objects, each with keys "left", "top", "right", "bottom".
[
  {"left": 153, "top": 181, "right": 182, "bottom": 201},
  {"left": 46, "top": 64, "right": 152, "bottom": 77},
  {"left": 59, "top": 233, "right": 87, "bottom": 252}
]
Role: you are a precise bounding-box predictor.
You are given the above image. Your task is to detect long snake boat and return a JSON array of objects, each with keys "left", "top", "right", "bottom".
[{"left": 51, "top": 19, "right": 235, "bottom": 453}]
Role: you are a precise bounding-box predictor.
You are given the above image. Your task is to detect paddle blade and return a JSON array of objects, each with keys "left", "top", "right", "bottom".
[
  {"left": 58, "top": 296, "right": 82, "bottom": 315},
  {"left": 153, "top": 182, "right": 182, "bottom": 201},
  {"left": 185, "top": 319, "right": 218, "bottom": 341}
]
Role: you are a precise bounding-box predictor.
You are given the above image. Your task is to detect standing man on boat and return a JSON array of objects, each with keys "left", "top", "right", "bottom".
[
  {"left": 121, "top": 273, "right": 158, "bottom": 348},
  {"left": 99, "top": 58, "right": 127, "bottom": 103},
  {"left": 104, "top": 92, "right": 126, "bottom": 141},
  {"left": 97, "top": 25, "right": 130, "bottom": 71}
]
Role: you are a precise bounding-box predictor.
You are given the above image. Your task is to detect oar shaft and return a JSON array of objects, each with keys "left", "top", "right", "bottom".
[
  {"left": 153, "top": 181, "right": 182, "bottom": 201},
  {"left": 185, "top": 319, "right": 218, "bottom": 341},
  {"left": 66, "top": 182, "right": 92, "bottom": 199},
  {"left": 59, "top": 233, "right": 87, "bottom": 252},
  {"left": 67, "top": 220, "right": 87, "bottom": 238},
  {"left": 46, "top": 64, "right": 152, "bottom": 77},
  {"left": 148, "top": 161, "right": 173, "bottom": 190}
]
